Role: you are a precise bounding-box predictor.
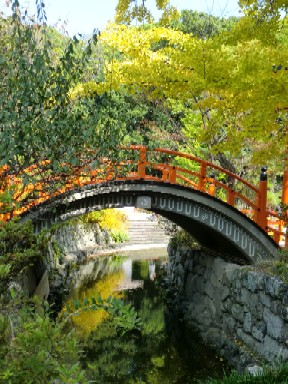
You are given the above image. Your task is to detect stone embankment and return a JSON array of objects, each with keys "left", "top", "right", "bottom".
[
  {"left": 46, "top": 210, "right": 169, "bottom": 290},
  {"left": 168, "top": 243, "right": 288, "bottom": 371}
]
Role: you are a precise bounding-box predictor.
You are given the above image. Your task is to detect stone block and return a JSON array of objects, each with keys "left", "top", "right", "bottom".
[
  {"left": 231, "top": 303, "right": 245, "bottom": 322},
  {"left": 223, "top": 297, "right": 232, "bottom": 312},
  {"left": 259, "top": 292, "right": 271, "bottom": 308},
  {"left": 243, "top": 312, "right": 253, "bottom": 333},
  {"left": 221, "top": 286, "right": 230, "bottom": 301},
  {"left": 283, "top": 287, "right": 288, "bottom": 305},
  {"left": 175, "top": 251, "right": 181, "bottom": 263},
  {"left": 223, "top": 316, "right": 236, "bottom": 335},
  {"left": 237, "top": 328, "right": 257, "bottom": 350},
  {"left": 176, "top": 263, "right": 184, "bottom": 277},
  {"left": 185, "top": 274, "right": 198, "bottom": 297},
  {"left": 280, "top": 305, "right": 288, "bottom": 322},
  {"left": 212, "top": 258, "right": 227, "bottom": 280},
  {"left": 262, "top": 335, "right": 287, "bottom": 361},
  {"left": 195, "top": 263, "right": 206, "bottom": 276},
  {"left": 236, "top": 288, "right": 251, "bottom": 305},
  {"left": 251, "top": 320, "right": 266, "bottom": 342},
  {"left": 204, "top": 282, "right": 219, "bottom": 299},
  {"left": 270, "top": 300, "right": 283, "bottom": 317},
  {"left": 248, "top": 294, "right": 264, "bottom": 320},
  {"left": 265, "top": 276, "right": 285, "bottom": 298},
  {"left": 177, "top": 276, "right": 183, "bottom": 288},
  {"left": 263, "top": 307, "right": 285, "bottom": 342}
]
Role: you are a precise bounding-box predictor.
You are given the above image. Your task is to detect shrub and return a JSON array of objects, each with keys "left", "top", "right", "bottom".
[
  {"left": 77, "top": 208, "right": 129, "bottom": 242},
  {"left": 170, "top": 228, "right": 199, "bottom": 248},
  {"left": 0, "top": 219, "right": 48, "bottom": 297},
  {"left": 0, "top": 301, "right": 87, "bottom": 384}
]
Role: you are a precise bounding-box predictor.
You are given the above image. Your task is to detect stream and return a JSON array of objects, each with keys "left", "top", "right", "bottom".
[{"left": 62, "top": 248, "right": 230, "bottom": 383}]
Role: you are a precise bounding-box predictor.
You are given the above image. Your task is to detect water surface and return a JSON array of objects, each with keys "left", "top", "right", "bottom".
[{"left": 64, "top": 249, "right": 230, "bottom": 383}]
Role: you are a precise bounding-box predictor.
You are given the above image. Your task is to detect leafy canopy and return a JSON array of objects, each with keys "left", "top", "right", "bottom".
[
  {"left": 76, "top": 6, "right": 287, "bottom": 170},
  {"left": 0, "top": 1, "right": 124, "bottom": 178}
]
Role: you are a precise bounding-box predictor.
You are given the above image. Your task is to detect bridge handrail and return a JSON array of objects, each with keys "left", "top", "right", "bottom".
[
  {"left": 126, "top": 146, "right": 259, "bottom": 191},
  {"left": 0, "top": 146, "right": 286, "bottom": 248}
]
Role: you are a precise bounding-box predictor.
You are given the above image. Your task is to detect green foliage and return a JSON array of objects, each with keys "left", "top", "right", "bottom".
[
  {"left": 200, "top": 363, "right": 288, "bottom": 383},
  {"left": 64, "top": 295, "right": 142, "bottom": 336},
  {"left": 84, "top": 90, "right": 183, "bottom": 150},
  {"left": 111, "top": 229, "right": 129, "bottom": 243},
  {"left": 170, "top": 229, "right": 199, "bottom": 248},
  {"left": 0, "top": 301, "right": 87, "bottom": 384},
  {"left": 78, "top": 208, "right": 129, "bottom": 243},
  {"left": 0, "top": 188, "right": 17, "bottom": 215},
  {"left": 239, "top": 0, "right": 288, "bottom": 19},
  {"left": 0, "top": 2, "right": 123, "bottom": 180},
  {"left": 77, "top": 210, "right": 102, "bottom": 223},
  {"left": 0, "top": 219, "right": 48, "bottom": 296},
  {"left": 169, "top": 10, "right": 239, "bottom": 39},
  {"left": 269, "top": 248, "right": 288, "bottom": 283}
]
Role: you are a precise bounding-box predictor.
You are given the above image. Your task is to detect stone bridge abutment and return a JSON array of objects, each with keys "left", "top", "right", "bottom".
[{"left": 168, "top": 244, "right": 288, "bottom": 370}]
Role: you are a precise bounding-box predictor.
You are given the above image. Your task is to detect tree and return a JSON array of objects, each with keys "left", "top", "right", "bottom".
[
  {"left": 115, "top": 0, "right": 179, "bottom": 25},
  {"left": 239, "top": 0, "right": 288, "bottom": 18},
  {"left": 75, "top": 14, "right": 287, "bottom": 174},
  {"left": 0, "top": 1, "right": 124, "bottom": 181},
  {"left": 169, "top": 10, "right": 238, "bottom": 39}
]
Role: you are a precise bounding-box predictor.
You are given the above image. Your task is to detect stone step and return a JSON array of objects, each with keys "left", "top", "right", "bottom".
[
  {"left": 126, "top": 239, "right": 170, "bottom": 244},
  {"left": 125, "top": 217, "right": 170, "bottom": 245}
]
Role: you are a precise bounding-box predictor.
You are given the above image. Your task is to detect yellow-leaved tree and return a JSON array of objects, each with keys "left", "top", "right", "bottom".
[{"left": 72, "top": 1, "right": 287, "bottom": 175}]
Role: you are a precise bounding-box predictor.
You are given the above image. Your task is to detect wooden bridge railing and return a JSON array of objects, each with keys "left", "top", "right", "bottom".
[{"left": 0, "top": 146, "right": 286, "bottom": 247}]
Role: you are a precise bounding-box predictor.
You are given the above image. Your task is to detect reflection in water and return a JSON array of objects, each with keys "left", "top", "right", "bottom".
[
  {"left": 64, "top": 249, "right": 229, "bottom": 383},
  {"left": 149, "top": 259, "right": 156, "bottom": 280}
]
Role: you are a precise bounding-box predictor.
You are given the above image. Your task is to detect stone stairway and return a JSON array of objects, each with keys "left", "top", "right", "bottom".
[{"left": 125, "top": 218, "right": 170, "bottom": 246}]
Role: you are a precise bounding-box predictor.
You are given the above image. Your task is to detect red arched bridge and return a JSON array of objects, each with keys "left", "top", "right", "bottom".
[{"left": 0, "top": 146, "right": 285, "bottom": 264}]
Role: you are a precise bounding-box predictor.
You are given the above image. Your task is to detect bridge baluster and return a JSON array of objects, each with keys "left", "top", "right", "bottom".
[
  {"left": 208, "top": 174, "right": 215, "bottom": 196},
  {"left": 138, "top": 147, "right": 147, "bottom": 178},
  {"left": 198, "top": 162, "right": 207, "bottom": 192},
  {"left": 256, "top": 166, "right": 268, "bottom": 230},
  {"left": 169, "top": 166, "right": 176, "bottom": 183},
  {"left": 227, "top": 188, "right": 235, "bottom": 206},
  {"left": 282, "top": 160, "right": 288, "bottom": 206}
]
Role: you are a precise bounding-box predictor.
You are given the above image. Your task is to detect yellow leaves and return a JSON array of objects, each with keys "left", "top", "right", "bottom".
[
  {"left": 65, "top": 271, "right": 125, "bottom": 337},
  {"left": 70, "top": 14, "right": 288, "bottom": 167},
  {"left": 97, "top": 208, "right": 127, "bottom": 232},
  {"left": 155, "top": 0, "right": 169, "bottom": 9},
  {"left": 158, "top": 5, "right": 180, "bottom": 26},
  {"left": 115, "top": 0, "right": 179, "bottom": 25},
  {"left": 115, "top": 0, "right": 154, "bottom": 24}
]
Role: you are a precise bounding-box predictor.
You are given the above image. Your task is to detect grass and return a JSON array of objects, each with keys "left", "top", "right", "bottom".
[{"left": 199, "top": 363, "right": 288, "bottom": 384}]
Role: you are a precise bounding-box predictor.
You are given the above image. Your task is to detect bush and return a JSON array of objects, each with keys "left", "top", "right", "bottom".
[
  {"left": 0, "top": 219, "right": 48, "bottom": 297},
  {"left": 0, "top": 300, "right": 87, "bottom": 384},
  {"left": 77, "top": 208, "right": 129, "bottom": 242},
  {"left": 170, "top": 228, "right": 199, "bottom": 248}
]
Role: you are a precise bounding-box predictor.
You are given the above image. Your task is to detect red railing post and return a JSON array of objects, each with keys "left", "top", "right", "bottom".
[
  {"left": 208, "top": 174, "right": 215, "bottom": 196},
  {"left": 198, "top": 162, "right": 207, "bottom": 192},
  {"left": 169, "top": 166, "right": 176, "bottom": 183},
  {"left": 281, "top": 169, "right": 288, "bottom": 206},
  {"left": 227, "top": 189, "right": 235, "bottom": 206},
  {"left": 138, "top": 147, "right": 147, "bottom": 178},
  {"left": 281, "top": 161, "right": 288, "bottom": 247},
  {"left": 256, "top": 166, "right": 268, "bottom": 230}
]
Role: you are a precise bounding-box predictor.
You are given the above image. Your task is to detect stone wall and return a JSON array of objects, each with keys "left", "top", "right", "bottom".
[
  {"left": 168, "top": 243, "right": 288, "bottom": 371},
  {"left": 47, "top": 223, "right": 115, "bottom": 290}
]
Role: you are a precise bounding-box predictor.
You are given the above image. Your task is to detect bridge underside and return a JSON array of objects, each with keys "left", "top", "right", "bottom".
[{"left": 20, "top": 180, "right": 278, "bottom": 265}]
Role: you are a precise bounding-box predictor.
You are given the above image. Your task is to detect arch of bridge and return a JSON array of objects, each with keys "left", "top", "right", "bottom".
[{"left": 20, "top": 180, "right": 278, "bottom": 264}]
